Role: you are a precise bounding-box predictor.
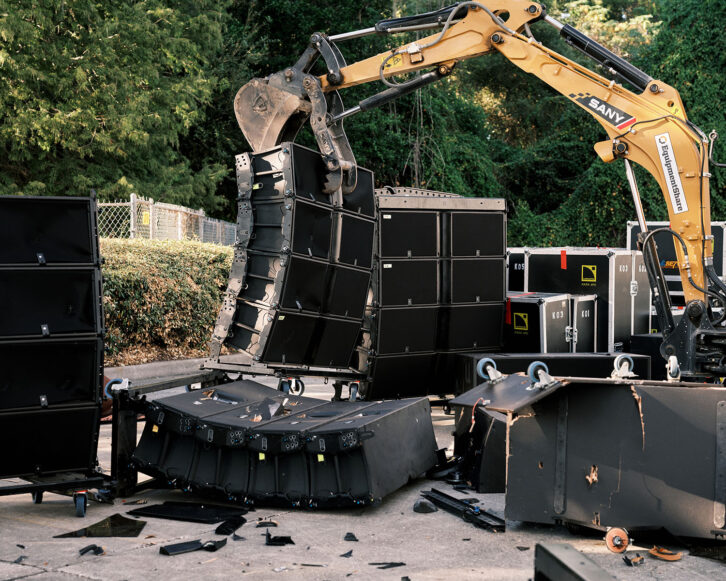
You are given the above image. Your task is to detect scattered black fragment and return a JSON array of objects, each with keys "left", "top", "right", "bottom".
[
  {"left": 160, "top": 540, "right": 203, "bottom": 556},
  {"left": 13, "top": 556, "right": 27, "bottom": 564},
  {"left": 256, "top": 520, "right": 278, "bottom": 528},
  {"left": 216, "top": 516, "right": 246, "bottom": 535},
  {"left": 402, "top": 577, "right": 411, "bottom": 581},
  {"left": 265, "top": 530, "right": 295, "bottom": 546},
  {"left": 462, "top": 538, "right": 471, "bottom": 541},
  {"left": 16, "top": 544, "right": 25, "bottom": 549},
  {"left": 453, "top": 485, "right": 469, "bottom": 493},
  {"left": 301, "top": 564, "right": 326, "bottom": 567},
  {"left": 413, "top": 499, "right": 437, "bottom": 514},
  {"left": 232, "top": 534, "right": 246, "bottom": 541},
  {"left": 159, "top": 538, "right": 227, "bottom": 556},
  {"left": 202, "top": 539, "right": 227, "bottom": 552},
  {"left": 340, "top": 550, "right": 353, "bottom": 558},
  {"left": 344, "top": 532, "right": 359, "bottom": 542},
  {"left": 79, "top": 544, "right": 105, "bottom": 556},
  {"left": 421, "top": 488, "right": 505, "bottom": 532},
  {"left": 128, "top": 501, "right": 247, "bottom": 524},
  {"left": 370, "top": 562, "right": 406, "bottom": 570},
  {"left": 623, "top": 553, "right": 645, "bottom": 567},
  {"left": 55, "top": 514, "right": 147, "bottom": 538},
  {"left": 516, "top": 546, "right": 530, "bottom": 551}
]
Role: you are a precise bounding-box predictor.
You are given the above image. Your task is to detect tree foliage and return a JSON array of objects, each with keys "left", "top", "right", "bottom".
[
  {"left": 0, "top": 0, "right": 229, "bottom": 208},
  {"left": 1, "top": 0, "right": 725, "bottom": 246}
]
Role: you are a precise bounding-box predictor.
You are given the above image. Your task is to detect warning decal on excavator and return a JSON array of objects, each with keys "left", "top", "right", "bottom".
[
  {"left": 571, "top": 93, "right": 636, "bottom": 130},
  {"left": 655, "top": 132, "right": 689, "bottom": 215},
  {"left": 382, "top": 54, "right": 404, "bottom": 70}
]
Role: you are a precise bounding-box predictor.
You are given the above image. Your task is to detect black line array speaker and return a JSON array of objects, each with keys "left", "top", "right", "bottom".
[
  {"left": 215, "top": 143, "right": 375, "bottom": 369},
  {"left": 0, "top": 195, "right": 104, "bottom": 479},
  {"left": 132, "top": 380, "right": 437, "bottom": 507},
  {"left": 364, "top": 190, "right": 506, "bottom": 398}
]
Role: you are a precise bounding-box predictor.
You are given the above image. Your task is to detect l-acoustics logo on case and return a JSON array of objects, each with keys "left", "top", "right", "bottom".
[
  {"left": 581, "top": 265, "right": 597, "bottom": 283},
  {"left": 513, "top": 313, "right": 529, "bottom": 331},
  {"left": 570, "top": 93, "right": 636, "bottom": 130},
  {"left": 655, "top": 132, "right": 689, "bottom": 215}
]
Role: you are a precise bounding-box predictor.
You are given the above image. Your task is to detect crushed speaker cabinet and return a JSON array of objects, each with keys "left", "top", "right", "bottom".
[
  {"left": 212, "top": 142, "right": 376, "bottom": 370},
  {"left": 306, "top": 398, "right": 437, "bottom": 506},
  {"left": 132, "top": 381, "right": 438, "bottom": 507},
  {"left": 505, "top": 378, "right": 726, "bottom": 540},
  {"left": 132, "top": 380, "right": 318, "bottom": 488}
]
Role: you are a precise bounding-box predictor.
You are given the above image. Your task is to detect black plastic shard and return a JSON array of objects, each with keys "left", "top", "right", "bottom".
[
  {"left": 159, "top": 538, "right": 227, "bottom": 556},
  {"left": 265, "top": 530, "right": 295, "bottom": 546},
  {"left": 55, "top": 514, "right": 147, "bottom": 538},
  {"left": 370, "top": 562, "right": 406, "bottom": 569},
  {"left": 340, "top": 550, "right": 353, "bottom": 558},
  {"left": 79, "top": 544, "right": 105, "bottom": 556},
  {"left": 215, "top": 516, "right": 246, "bottom": 535},
  {"left": 127, "top": 501, "right": 247, "bottom": 524},
  {"left": 232, "top": 534, "right": 246, "bottom": 541},
  {"left": 344, "top": 532, "right": 358, "bottom": 541},
  {"left": 413, "top": 499, "right": 437, "bottom": 513}
]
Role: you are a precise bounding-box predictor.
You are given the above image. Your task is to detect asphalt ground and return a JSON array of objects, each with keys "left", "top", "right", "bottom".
[{"left": 1, "top": 371, "right": 724, "bottom": 580}]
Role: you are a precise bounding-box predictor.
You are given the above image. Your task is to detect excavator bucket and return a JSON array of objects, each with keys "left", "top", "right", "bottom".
[{"left": 233, "top": 78, "right": 311, "bottom": 152}]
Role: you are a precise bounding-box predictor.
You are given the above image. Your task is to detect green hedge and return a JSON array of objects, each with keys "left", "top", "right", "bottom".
[{"left": 101, "top": 238, "right": 233, "bottom": 366}]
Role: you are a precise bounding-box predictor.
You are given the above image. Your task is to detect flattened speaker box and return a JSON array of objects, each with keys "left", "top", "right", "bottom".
[
  {"left": 0, "top": 194, "right": 103, "bottom": 480},
  {"left": 364, "top": 191, "right": 507, "bottom": 397},
  {"left": 215, "top": 143, "right": 375, "bottom": 369},
  {"left": 133, "top": 381, "right": 437, "bottom": 507}
]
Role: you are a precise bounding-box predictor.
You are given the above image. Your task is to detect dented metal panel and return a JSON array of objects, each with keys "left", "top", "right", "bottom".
[{"left": 506, "top": 380, "right": 726, "bottom": 539}]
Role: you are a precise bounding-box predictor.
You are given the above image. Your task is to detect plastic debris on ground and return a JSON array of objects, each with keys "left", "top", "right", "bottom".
[
  {"left": 370, "top": 562, "right": 406, "bottom": 569},
  {"left": 265, "top": 530, "right": 295, "bottom": 546},
  {"left": 127, "top": 501, "right": 247, "bottom": 524},
  {"left": 413, "top": 499, "right": 438, "bottom": 513},
  {"left": 79, "top": 544, "right": 105, "bottom": 556},
  {"left": 340, "top": 550, "right": 353, "bottom": 558},
  {"left": 623, "top": 553, "right": 645, "bottom": 566},
  {"left": 343, "top": 532, "right": 358, "bottom": 541},
  {"left": 55, "top": 513, "right": 147, "bottom": 538},
  {"left": 159, "top": 538, "right": 227, "bottom": 556},
  {"left": 215, "top": 516, "right": 246, "bottom": 535}
]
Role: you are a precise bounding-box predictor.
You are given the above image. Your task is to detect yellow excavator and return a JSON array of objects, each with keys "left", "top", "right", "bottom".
[{"left": 232, "top": 1, "right": 726, "bottom": 380}]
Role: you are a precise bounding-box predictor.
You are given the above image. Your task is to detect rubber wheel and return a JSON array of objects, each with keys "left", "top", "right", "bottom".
[
  {"left": 278, "top": 379, "right": 291, "bottom": 394},
  {"left": 32, "top": 491, "right": 43, "bottom": 504},
  {"left": 74, "top": 494, "right": 87, "bottom": 518},
  {"left": 477, "top": 357, "right": 497, "bottom": 380},
  {"left": 527, "top": 361, "right": 549, "bottom": 383},
  {"left": 614, "top": 354, "right": 634, "bottom": 374},
  {"left": 349, "top": 382, "right": 358, "bottom": 402},
  {"left": 290, "top": 379, "right": 305, "bottom": 396}
]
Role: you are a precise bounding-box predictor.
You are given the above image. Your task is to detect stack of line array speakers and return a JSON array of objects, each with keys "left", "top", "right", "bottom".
[
  {"left": 363, "top": 189, "right": 507, "bottom": 398},
  {"left": 217, "top": 143, "right": 376, "bottom": 369},
  {"left": 0, "top": 195, "right": 104, "bottom": 479},
  {"left": 132, "top": 380, "right": 437, "bottom": 507}
]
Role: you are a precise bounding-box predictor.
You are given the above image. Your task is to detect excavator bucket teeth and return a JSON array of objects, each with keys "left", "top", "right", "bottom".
[{"left": 233, "top": 78, "right": 311, "bottom": 152}]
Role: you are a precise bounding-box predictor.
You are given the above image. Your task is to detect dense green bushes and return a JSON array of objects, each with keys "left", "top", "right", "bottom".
[{"left": 101, "top": 239, "right": 232, "bottom": 365}]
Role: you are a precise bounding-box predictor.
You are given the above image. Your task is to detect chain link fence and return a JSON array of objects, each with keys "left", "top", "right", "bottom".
[{"left": 98, "top": 194, "right": 236, "bottom": 245}]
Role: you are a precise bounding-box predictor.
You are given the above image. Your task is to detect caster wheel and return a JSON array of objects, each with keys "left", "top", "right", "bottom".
[
  {"left": 477, "top": 357, "right": 497, "bottom": 380},
  {"left": 74, "top": 493, "right": 87, "bottom": 518},
  {"left": 277, "top": 379, "right": 291, "bottom": 394},
  {"left": 604, "top": 527, "right": 630, "bottom": 553},
  {"left": 290, "top": 379, "right": 305, "bottom": 396},
  {"left": 527, "top": 361, "right": 549, "bottom": 383},
  {"left": 349, "top": 382, "right": 359, "bottom": 402},
  {"left": 614, "top": 354, "right": 634, "bottom": 374},
  {"left": 32, "top": 491, "right": 43, "bottom": 504},
  {"left": 443, "top": 402, "right": 452, "bottom": 415}
]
